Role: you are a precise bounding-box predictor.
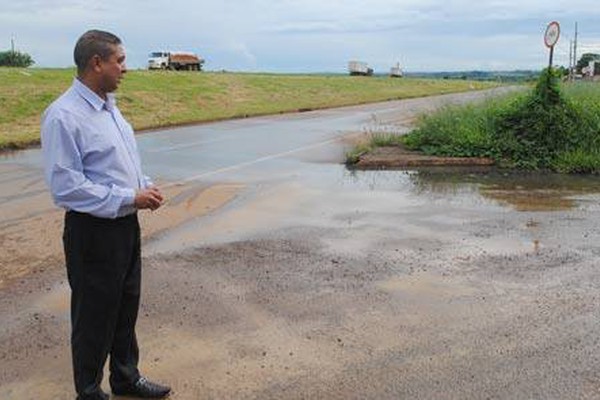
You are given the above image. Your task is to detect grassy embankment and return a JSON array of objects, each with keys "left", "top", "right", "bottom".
[
  {"left": 350, "top": 70, "right": 600, "bottom": 173},
  {"left": 0, "top": 67, "right": 497, "bottom": 150}
]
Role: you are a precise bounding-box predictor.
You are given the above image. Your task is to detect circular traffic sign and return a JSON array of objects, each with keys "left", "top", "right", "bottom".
[{"left": 544, "top": 21, "right": 560, "bottom": 48}]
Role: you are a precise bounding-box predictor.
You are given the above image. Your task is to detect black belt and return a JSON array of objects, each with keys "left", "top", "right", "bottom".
[{"left": 66, "top": 210, "right": 138, "bottom": 222}]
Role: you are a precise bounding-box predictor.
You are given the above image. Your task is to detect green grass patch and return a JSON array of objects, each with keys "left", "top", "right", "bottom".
[
  {"left": 345, "top": 132, "right": 405, "bottom": 164},
  {"left": 0, "top": 67, "right": 497, "bottom": 150},
  {"left": 400, "top": 70, "right": 600, "bottom": 173}
]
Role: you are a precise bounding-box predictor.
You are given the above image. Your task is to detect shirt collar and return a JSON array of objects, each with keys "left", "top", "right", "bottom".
[{"left": 72, "top": 78, "right": 117, "bottom": 112}]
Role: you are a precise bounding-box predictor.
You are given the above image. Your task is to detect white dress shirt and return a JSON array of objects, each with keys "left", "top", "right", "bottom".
[{"left": 41, "top": 78, "right": 152, "bottom": 219}]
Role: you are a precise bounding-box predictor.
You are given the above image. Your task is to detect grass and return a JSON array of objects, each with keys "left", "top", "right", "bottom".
[
  {"left": 402, "top": 92, "right": 523, "bottom": 158},
  {"left": 0, "top": 67, "right": 497, "bottom": 150},
  {"left": 554, "top": 83, "right": 600, "bottom": 172},
  {"left": 345, "top": 132, "right": 405, "bottom": 164},
  {"left": 395, "top": 71, "right": 600, "bottom": 173}
]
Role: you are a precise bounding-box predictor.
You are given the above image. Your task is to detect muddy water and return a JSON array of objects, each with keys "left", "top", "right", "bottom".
[
  {"left": 146, "top": 163, "right": 600, "bottom": 256},
  {"left": 405, "top": 167, "right": 600, "bottom": 211}
]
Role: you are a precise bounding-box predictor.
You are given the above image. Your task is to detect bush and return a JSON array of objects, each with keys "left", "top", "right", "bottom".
[
  {"left": 0, "top": 50, "right": 34, "bottom": 67},
  {"left": 492, "top": 68, "right": 582, "bottom": 168},
  {"left": 404, "top": 93, "right": 521, "bottom": 158},
  {"left": 403, "top": 68, "right": 600, "bottom": 173}
]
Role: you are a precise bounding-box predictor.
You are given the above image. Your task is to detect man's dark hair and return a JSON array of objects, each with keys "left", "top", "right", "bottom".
[{"left": 74, "top": 30, "right": 121, "bottom": 74}]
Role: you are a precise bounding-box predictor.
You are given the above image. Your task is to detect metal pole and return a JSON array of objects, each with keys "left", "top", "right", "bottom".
[
  {"left": 569, "top": 40, "right": 573, "bottom": 81},
  {"left": 549, "top": 46, "right": 554, "bottom": 69},
  {"left": 574, "top": 22, "right": 578, "bottom": 73},
  {"left": 10, "top": 36, "right": 15, "bottom": 66}
]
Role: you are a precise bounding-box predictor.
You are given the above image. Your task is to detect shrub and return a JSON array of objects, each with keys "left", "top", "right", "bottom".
[
  {"left": 492, "top": 69, "right": 582, "bottom": 168},
  {"left": 402, "top": 68, "right": 600, "bottom": 173},
  {"left": 0, "top": 50, "right": 34, "bottom": 67},
  {"left": 404, "top": 94, "right": 519, "bottom": 158}
]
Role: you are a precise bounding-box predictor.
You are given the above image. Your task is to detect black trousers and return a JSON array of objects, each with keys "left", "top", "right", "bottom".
[{"left": 63, "top": 211, "right": 141, "bottom": 397}]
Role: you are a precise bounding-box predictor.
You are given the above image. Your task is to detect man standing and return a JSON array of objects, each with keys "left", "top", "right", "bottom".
[{"left": 41, "top": 30, "right": 171, "bottom": 400}]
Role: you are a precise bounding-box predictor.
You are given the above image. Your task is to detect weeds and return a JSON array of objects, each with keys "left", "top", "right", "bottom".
[
  {"left": 399, "top": 69, "right": 600, "bottom": 173},
  {"left": 345, "top": 131, "right": 404, "bottom": 165}
]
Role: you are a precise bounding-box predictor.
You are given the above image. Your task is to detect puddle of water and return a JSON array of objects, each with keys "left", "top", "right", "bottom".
[
  {"left": 147, "top": 165, "right": 600, "bottom": 255},
  {"left": 348, "top": 167, "right": 600, "bottom": 212}
]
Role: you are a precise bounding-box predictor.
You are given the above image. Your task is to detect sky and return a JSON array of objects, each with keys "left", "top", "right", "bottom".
[{"left": 1, "top": 0, "right": 600, "bottom": 73}]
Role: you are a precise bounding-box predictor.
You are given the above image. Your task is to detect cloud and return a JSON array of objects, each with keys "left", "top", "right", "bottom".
[
  {"left": 578, "top": 41, "right": 600, "bottom": 54},
  {"left": 1, "top": 0, "right": 599, "bottom": 71}
]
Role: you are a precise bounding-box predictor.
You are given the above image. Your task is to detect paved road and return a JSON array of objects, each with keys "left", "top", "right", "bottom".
[
  {"left": 4, "top": 87, "right": 600, "bottom": 400},
  {"left": 1, "top": 87, "right": 513, "bottom": 184}
]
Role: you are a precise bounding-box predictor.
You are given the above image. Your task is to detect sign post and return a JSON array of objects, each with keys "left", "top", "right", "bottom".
[{"left": 544, "top": 21, "right": 561, "bottom": 69}]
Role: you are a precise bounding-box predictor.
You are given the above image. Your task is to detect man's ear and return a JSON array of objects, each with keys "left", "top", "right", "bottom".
[{"left": 90, "top": 54, "right": 102, "bottom": 73}]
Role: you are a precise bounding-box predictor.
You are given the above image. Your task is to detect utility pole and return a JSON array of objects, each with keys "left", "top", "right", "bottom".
[
  {"left": 10, "top": 35, "right": 15, "bottom": 66},
  {"left": 573, "top": 22, "right": 578, "bottom": 75},
  {"left": 569, "top": 40, "right": 573, "bottom": 81}
]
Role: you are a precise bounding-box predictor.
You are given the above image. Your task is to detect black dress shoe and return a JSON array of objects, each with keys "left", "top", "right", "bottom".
[
  {"left": 112, "top": 376, "right": 171, "bottom": 398},
  {"left": 76, "top": 390, "right": 109, "bottom": 400}
]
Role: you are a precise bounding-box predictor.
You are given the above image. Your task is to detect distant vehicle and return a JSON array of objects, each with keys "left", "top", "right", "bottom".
[
  {"left": 348, "top": 61, "right": 373, "bottom": 76},
  {"left": 587, "top": 61, "right": 600, "bottom": 77},
  {"left": 390, "top": 62, "right": 403, "bottom": 78},
  {"left": 148, "top": 51, "right": 204, "bottom": 71}
]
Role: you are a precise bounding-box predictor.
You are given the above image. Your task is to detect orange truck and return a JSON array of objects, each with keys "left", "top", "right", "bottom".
[{"left": 148, "top": 51, "right": 204, "bottom": 71}]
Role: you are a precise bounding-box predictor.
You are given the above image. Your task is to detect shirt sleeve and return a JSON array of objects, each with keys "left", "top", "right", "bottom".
[
  {"left": 41, "top": 112, "right": 136, "bottom": 219},
  {"left": 143, "top": 175, "right": 154, "bottom": 188}
]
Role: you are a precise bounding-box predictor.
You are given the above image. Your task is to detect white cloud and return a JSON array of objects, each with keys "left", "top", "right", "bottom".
[
  {"left": 1, "top": 0, "right": 599, "bottom": 71},
  {"left": 578, "top": 44, "right": 600, "bottom": 56}
]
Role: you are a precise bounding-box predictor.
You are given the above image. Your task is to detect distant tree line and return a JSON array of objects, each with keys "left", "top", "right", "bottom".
[
  {"left": 406, "top": 70, "right": 541, "bottom": 82},
  {"left": 0, "top": 50, "right": 34, "bottom": 67},
  {"left": 576, "top": 53, "right": 600, "bottom": 74}
]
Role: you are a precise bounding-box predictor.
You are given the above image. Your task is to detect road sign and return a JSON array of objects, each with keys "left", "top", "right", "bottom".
[
  {"left": 544, "top": 21, "right": 560, "bottom": 48},
  {"left": 544, "top": 21, "right": 560, "bottom": 68}
]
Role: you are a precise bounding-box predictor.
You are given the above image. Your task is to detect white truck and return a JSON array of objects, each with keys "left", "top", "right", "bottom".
[
  {"left": 348, "top": 61, "right": 373, "bottom": 76},
  {"left": 390, "top": 62, "right": 403, "bottom": 78},
  {"left": 587, "top": 61, "right": 600, "bottom": 77},
  {"left": 148, "top": 51, "right": 204, "bottom": 71}
]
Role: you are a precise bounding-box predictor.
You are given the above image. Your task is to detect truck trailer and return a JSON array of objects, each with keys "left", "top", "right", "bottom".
[
  {"left": 390, "top": 62, "right": 403, "bottom": 78},
  {"left": 348, "top": 61, "right": 373, "bottom": 76},
  {"left": 148, "top": 51, "right": 204, "bottom": 71}
]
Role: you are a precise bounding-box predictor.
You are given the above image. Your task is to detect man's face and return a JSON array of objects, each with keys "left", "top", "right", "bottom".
[{"left": 98, "top": 44, "right": 127, "bottom": 93}]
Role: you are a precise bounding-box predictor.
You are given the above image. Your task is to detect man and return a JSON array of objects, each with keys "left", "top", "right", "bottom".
[{"left": 41, "top": 30, "right": 171, "bottom": 400}]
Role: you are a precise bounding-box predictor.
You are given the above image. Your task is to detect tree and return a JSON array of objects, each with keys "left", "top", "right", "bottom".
[
  {"left": 576, "top": 53, "right": 600, "bottom": 73},
  {"left": 0, "top": 50, "right": 34, "bottom": 67},
  {"left": 555, "top": 65, "right": 569, "bottom": 77}
]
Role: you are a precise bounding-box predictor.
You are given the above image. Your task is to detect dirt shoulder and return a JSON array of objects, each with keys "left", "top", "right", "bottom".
[
  {"left": 355, "top": 144, "right": 495, "bottom": 168},
  {"left": 0, "top": 164, "right": 243, "bottom": 288}
]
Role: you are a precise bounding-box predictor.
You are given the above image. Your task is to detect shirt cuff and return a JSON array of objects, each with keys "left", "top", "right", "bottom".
[
  {"left": 121, "top": 188, "right": 136, "bottom": 207},
  {"left": 143, "top": 175, "right": 154, "bottom": 188}
]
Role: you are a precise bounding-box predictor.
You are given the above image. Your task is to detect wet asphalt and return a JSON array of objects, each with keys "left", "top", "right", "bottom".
[{"left": 3, "top": 87, "right": 600, "bottom": 399}]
